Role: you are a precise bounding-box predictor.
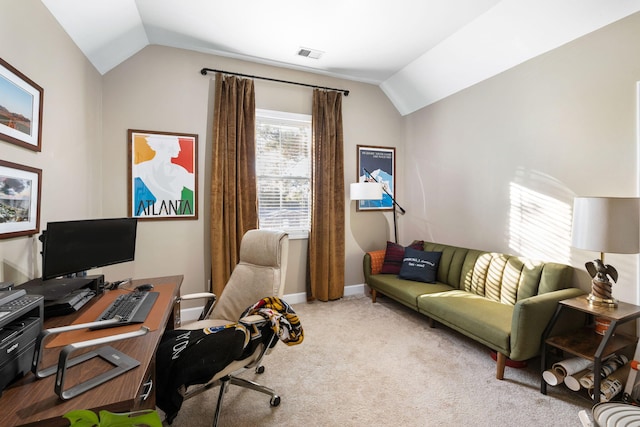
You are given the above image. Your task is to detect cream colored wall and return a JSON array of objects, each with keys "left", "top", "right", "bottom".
[
  {"left": 401, "top": 12, "right": 640, "bottom": 304},
  {"left": 0, "top": 1, "right": 103, "bottom": 285},
  {"left": 0, "top": 1, "right": 402, "bottom": 296},
  {"left": 100, "top": 45, "right": 403, "bottom": 297},
  {"left": 12, "top": 2, "right": 636, "bottom": 305}
]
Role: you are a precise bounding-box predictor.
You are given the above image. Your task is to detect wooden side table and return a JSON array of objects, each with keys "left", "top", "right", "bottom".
[{"left": 540, "top": 295, "right": 640, "bottom": 403}]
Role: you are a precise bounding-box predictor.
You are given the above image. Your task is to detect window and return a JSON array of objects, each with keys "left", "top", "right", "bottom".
[{"left": 255, "top": 109, "right": 311, "bottom": 239}]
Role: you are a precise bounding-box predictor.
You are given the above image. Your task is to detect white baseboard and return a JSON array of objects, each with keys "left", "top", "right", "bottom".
[{"left": 180, "top": 283, "right": 366, "bottom": 324}]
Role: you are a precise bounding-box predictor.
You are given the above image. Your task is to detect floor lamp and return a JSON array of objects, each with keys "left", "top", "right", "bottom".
[
  {"left": 571, "top": 197, "right": 640, "bottom": 307},
  {"left": 351, "top": 168, "right": 406, "bottom": 243}
]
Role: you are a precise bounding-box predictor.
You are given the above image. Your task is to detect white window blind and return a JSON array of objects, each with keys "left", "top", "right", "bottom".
[{"left": 256, "top": 109, "right": 311, "bottom": 238}]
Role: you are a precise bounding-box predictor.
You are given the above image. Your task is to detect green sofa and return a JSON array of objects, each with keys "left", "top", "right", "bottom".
[{"left": 363, "top": 241, "right": 586, "bottom": 379}]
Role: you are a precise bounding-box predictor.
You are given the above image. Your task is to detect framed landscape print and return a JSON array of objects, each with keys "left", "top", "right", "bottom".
[
  {"left": 0, "top": 160, "right": 42, "bottom": 239},
  {"left": 128, "top": 129, "right": 198, "bottom": 220},
  {"left": 0, "top": 58, "right": 43, "bottom": 151},
  {"left": 356, "top": 145, "right": 395, "bottom": 211}
]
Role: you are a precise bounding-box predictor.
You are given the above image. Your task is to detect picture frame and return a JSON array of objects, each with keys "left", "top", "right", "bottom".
[
  {"left": 0, "top": 160, "right": 42, "bottom": 239},
  {"left": 0, "top": 58, "right": 43, "bottom": 151},
  {"left": 356, "top": 145, "right": 395, "bottom": 211},
  {"left": 128, "top": 129, "right": 198, "bottom": 220}
]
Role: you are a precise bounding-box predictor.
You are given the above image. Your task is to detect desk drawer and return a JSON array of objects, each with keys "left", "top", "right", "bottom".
[{"left": 133, "top": 357, "right": 156, "bottom": 410}]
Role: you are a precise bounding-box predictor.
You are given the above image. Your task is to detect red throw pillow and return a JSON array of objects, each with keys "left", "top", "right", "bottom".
[{"left": 380, "top": 240, "right": 424, "bottom": 274}]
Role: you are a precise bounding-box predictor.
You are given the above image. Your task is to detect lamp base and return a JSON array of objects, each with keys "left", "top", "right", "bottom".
[{"left": 586, "top": 293, "right": 618, "bottom": 307}]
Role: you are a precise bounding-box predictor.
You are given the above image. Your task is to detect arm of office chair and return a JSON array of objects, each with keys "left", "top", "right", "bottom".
[
  {"left": 177, "top": 292, "right": 217, "bottom": 321},
  {"left": 239, "top": 314, "right": 267, "bottom": 324},
  {"left": 237, "top": 313, "right": 279, "bottom": 372}
]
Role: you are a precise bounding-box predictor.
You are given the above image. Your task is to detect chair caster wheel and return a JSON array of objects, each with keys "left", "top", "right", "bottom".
[
  {"left": 270, "top": 395, "right": 281, "bottom": 407},
  {"left": 256, "top": 365, "right": 265, "bottom": 374}
]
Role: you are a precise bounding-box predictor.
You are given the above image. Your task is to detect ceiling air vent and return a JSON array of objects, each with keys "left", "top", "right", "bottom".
[{"left": 297, "top": 47, "right": 323, "bottom": 59}]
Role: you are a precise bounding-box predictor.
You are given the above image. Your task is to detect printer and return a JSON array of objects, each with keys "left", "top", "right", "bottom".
[{"left": 0, "top": 289, "right": 44, "bottom": 394}]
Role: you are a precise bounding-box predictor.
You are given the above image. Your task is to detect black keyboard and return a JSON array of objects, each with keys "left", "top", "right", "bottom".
[{"left": 90, "top": 291, "right": 159, "bottom": 330}]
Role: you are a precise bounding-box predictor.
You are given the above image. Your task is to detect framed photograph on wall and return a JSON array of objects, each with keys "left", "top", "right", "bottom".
[
  {"left": 0, "top": 58, "right": 43, "bottom": 151},
  {"left": 0, "top": 160, "right": 42, "bottom": 239},
  {"left": 356, "top": 145, "right": 395, "bottom": 211},
  {"left": 128, "top": 129, "right": 198, "bottom": 220}
]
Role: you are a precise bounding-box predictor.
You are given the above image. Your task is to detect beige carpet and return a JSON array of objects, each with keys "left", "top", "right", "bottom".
[{"left": 168, "top": 295, "right": 590, "bottom": 426}]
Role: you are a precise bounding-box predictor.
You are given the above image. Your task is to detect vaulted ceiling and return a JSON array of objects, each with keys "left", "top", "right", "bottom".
[{"left": 42, "top": 0, "right": 640, "bottom": 115}]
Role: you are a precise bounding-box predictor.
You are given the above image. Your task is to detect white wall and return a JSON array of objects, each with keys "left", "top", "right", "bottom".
[
  {"left": 0, "top": 1, "right": 103, "bottom": 285},
  {"left": 401, "top": 12, "right": 640, "bottom": 304}
]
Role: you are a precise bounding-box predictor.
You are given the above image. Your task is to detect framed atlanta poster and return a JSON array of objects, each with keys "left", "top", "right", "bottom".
[{"left": 128, "top": 129, "right": 198, "bottom": 220}]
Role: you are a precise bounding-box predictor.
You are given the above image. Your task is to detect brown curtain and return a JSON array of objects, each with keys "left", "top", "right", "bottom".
[
  {"left": 307, "top": 89, "right": 345, "bottom": 301},
  {"left": 210, "top": 73, "right": 258, "bottom": 295}
]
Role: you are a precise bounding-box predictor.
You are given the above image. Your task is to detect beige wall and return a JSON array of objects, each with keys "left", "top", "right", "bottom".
[
  {"left": 4, "top": 2, "right": 639, "bottom": 306},
  {"left": 100, "top": 45, "right": 403, "bottom": 297},
  {"left": 401, "top": 12, "right": 640, "bottom": 304},
  {"left": 0, "top": 1, "right": 404, "bottom": 298},
  {"left": 0, "top": 1, "right": 103, "bottom": 285}
]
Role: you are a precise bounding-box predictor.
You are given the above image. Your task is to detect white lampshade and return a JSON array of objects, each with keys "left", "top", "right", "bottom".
[
  {"left": 350, "top": 182, "right": 383, "bottom": 201},
  {"left": 571, "top": 197, "right": 640, "bottom": 254}
]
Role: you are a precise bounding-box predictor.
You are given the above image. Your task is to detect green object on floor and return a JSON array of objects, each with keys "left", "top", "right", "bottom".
[{"left": 63, "top": 409, "right": 162, "bottom": 427}]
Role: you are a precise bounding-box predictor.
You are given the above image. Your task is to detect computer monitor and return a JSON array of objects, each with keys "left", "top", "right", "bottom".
[{"left": 41, "top": 218, "right": 137, "bottom": 280}]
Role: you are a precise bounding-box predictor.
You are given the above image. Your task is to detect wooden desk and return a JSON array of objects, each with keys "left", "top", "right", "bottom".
[{"left": 0, "top": 275, "right": 182, "bottom": 427}]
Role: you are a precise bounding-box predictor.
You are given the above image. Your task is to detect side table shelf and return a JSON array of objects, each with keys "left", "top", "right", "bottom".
[
  {"left": 545, "top": 328, "right": 637, "bottom": 361},
  {"left": 540, "top": 295, "right": 640, "bottom": 404}
]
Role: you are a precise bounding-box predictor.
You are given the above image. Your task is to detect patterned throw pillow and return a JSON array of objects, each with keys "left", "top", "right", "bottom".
[
  {"left": 398, "top": 247, "right": 442, "bottom": 283},
  {"left": 367, "top": 250, "right": 386, "bottom": 275},
  {"left": 380, "top": 240, "right": 424, "bottom": 274}
]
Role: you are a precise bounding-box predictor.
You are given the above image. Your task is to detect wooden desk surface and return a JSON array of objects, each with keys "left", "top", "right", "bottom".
[{"left": 0, "top": 275, "right": 182, "bottom": 427}]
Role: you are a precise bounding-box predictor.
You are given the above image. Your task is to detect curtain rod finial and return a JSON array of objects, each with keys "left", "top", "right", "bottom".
[{"left": 201, "top": 68, "right": 208, "bottom": 75}]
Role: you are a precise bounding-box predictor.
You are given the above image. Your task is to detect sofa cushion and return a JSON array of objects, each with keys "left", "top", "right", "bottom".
[
  {"left": 368, "top": 274, "right": 454, "bottom": 308},
  {"left": 424, "top": 242, "right": 470, "bottom": 288},
  {"left": 398, "top": 248, "right": 442, "bottom": 283},
  {"left": 380, "top": 240, "right": 424, "bottom": 274},
  {"left": 417, "top": 290, "right": 513, "bottom": 353}
]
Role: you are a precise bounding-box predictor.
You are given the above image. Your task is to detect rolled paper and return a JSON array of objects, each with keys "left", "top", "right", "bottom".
[
  {"left": 588, "top": 364, "right": 631, "bottom": 403},
  {"left": 580, "top": 354, "right": 628, "bottom": 389},
  {"left": 564, "top": 368, "right": 592, "bottom": 392},
  {"left": 543, "top": 369, "right": 564, "bottom": 386},
  {"left": 553, "top": 356, "right": 592, "bottom": 377}
]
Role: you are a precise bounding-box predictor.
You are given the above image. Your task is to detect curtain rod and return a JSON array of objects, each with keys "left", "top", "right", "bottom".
[{"left": 200, "top": 67, "right": 349, "bottom": 96}]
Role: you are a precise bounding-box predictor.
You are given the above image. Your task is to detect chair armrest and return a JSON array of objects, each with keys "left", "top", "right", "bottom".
[
  {"left": 178, "top": 292, "right": 217, "bottom": 301},
  {"left": 178, "top": 292, "right": 217, "bottom": 321},
  {"left": 510, "top": 287, "right": 587, "bottom": 361},
  {"left": 240, "top": 314, "right": 268, "bottom": 325}
]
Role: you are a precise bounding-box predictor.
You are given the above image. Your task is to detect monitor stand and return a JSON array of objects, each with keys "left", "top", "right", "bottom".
[
  {"left": 18, "top": 276, "right": 104, "bottom": 318},
  {"left": 19, "top": 277, "right": 94, "bottom": 301}
]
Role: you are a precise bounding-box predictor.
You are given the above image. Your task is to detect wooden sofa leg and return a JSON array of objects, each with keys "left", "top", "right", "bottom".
[
  {"left": 496, "top": 352, "right": 506, "bottom": 380},
  {"left": 371, "top": 289, "right": 377, "bottom": 303}
]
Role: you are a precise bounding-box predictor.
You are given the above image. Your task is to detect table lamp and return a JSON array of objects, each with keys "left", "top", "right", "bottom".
[{"left": 571, "top": 197, "right": 640, "bottom": 306}]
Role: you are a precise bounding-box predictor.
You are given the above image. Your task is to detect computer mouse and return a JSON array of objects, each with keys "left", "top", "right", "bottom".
[{"left": 135, "top": 283, "right": 154, "bottom": 292}]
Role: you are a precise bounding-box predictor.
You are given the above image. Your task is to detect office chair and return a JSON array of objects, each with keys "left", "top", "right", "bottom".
[{"left": 164, "top": 229, "right": 290, "bottom": 426}]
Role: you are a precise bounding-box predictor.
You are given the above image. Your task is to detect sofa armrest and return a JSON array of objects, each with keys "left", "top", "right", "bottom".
[
  {"left": 363, "top": 250, "right": 385, "bottom": 284},
  {"left": 509, "top": 287, "right": 587, "bottom": 361}
]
